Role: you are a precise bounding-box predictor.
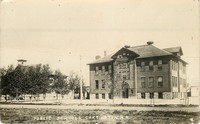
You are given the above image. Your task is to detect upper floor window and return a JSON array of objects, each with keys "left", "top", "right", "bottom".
[
  {"left": 141, "top": 62, "right": 145, "bottom": 72},
  {"left": 95, "top": 80, "right": 99, "bottom": 89},
  {"left": 183, "top": 79, "right": 186, "bottom": 88},
  {"left": 108, "top": 65, "right": 112, "bottom": 73},
  {"left": 149, "top": 61, "right": 154, "bottom": 71},
  {"left": 172, "top": 76, "right": 177, "bottom": 87},
  {"left": 172, "top": 61, "right": 177, "bottom": 71},
  {"left": 149, "top": 77, "right": 154, "bottom": 88},
  {"left": 183, "top": 65, "right": 186, "bottom": 73},
  {"left": 102, "top": 80, "right": 105, "bottom": 89},
  {"left": 95, "top": 66, "right": 99, "bottom": 75},
  {"left": 102, "top": 66, "right": 105, "bottom": 74},
  {"left": 157, "top": 76, "right": 163, "bottom": 87},
  {"left": 119, "top": 62, "right": 130, "bottom": 80},
  {"left": 117, "top": 55, "right": 123, "bottom": 58},
  {"left": 141, "top": 77, "right": 146, "bottom": 88},
  {"left": 158, "top": 60, "right": 162, "bottom": 70}
]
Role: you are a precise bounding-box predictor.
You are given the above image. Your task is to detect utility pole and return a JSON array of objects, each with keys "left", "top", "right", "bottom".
[
  {"left": 198, "top": 0, "right": 200, "bottom": 107},
  {"left": 80, "top": 55, "right": 83, "bottom": 103}
]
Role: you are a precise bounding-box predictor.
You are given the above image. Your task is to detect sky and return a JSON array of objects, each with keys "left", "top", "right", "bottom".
[{"left": 0, "top": 0, "right": 199, "bottom": 86}]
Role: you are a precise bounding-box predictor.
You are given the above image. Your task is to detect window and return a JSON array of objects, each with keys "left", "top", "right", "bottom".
[
  {"left": 95, "top": 66, "right": 99, "bottom": 75},
  {"left": 141, "top": 77, "right": 146, "bottom": 88},
  {"left": 131, "top": 89, "right": 134, "bottom": 94},
  {"left": 183, "top": 79, "right": 186, "bottom": 88},
  {"left": 122, "top": 71, "right": 126, "bottom": 80},
  {"left": 150, "top": 93, "right": 154, "bottom": 99},
  {"left": 102, "top": 80, "right": 105, "bottom": 89},
  {"left": 141, "top": 62, "right": 145, "bottom": 72},
  {"left": 108, "top": 65, "right": 112, "bottom": 73},
  {"left": 172, "top": 76, "right": 177, "bottom": 87},
  {"left": 157, "top": 76, "right": 163, "bottom": 87},
  {"left": 141, "top": 93, "right": 145, "bottom": 99},
  {"left": 158, "top": 92, "right": 163, "bottom": 99},
  {"left": 95, "top": 94, "right": 99, "bottom": 99},
  {"left": 119, "top": 62, "right": 130, "bottom": 80},
  {"left": 183, "top": 65, "right": 186, "bottom": 73},
  {"left": 158, "top": 60, "right": 162, "bottom": 70},
  {"left": 149, "top": 77, "right": 154, "bottom": 88},
  {"left": 109, "top": 93, "right": 112, "bottom": 99},
  {"left": 117, "top": 55, "right": 123, "bottom": 58},
  {"left": 95, "top": 80, "right": 99, "bottom": 89},
  {"left": 172, "top": 92, "right": 178, "bottom": 99},
  {"left": 102, "top": 94, "right": 105, "bottom": 99},
  {"left": 149, "top": 61, "right": 154, "bottom": 71},
  {"left": 102, "top": 66, "right": 105, "bottom": 74}
]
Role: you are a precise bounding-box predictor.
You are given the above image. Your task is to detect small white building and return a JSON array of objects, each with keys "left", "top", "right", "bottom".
[{"left": 188, "top": 86, "right": 200, "bottom": 105}]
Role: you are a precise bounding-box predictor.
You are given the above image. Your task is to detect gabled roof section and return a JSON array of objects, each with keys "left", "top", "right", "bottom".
[
  {"left": 111, "top": 47, "right": 139, "bottom": 59},
  {"left": 163, "top": 46, "right": 183, "bottom": 56},
  {"left": 127, "top": 45, "right": 172, "bottom": 58},
  {"left": 87, "top": 53, "right": 114, "bottom": 65}
]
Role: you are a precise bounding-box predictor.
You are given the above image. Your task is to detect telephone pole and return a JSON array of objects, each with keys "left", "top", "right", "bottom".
[{"left": 80, "top": 55, "right": 83, "bottom": 103}]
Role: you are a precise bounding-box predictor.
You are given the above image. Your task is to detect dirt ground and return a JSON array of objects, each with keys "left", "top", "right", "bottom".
[{"left": 0, "top": 107, "right": 200, "bottom": 124}]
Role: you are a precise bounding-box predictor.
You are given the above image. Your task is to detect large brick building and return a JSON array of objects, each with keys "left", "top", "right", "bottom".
[{"left": 88, "top": 42, "right": 187, "bottom": 103}]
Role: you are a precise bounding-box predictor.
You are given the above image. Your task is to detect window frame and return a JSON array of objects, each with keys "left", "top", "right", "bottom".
[
  {"left": 157, "top": 76, "right": 163, "bottom": 87},
  {"left": 95, "top": 80, "right": 99, "bottom": 89},
  {"left": 95, "top": 94, "right": 99, "bottom": 99},
  {"left": 141, "top": 62, "right": 145, "bottom": 72},
  {"left": 149, "top": 61, "right": 154, "bottom": 71},
  {"left": 141, "top": 93, "right": 145, "bottom": 99},
  {"left": 148, "top": 77, "right": 154, "bottom": 88},
  {"left": 141, "top": 77, "right": 146, "bottom": 88},
  {"left": 95, "top": 66, "right": 99, "bottom": 75},
  {"left": 158, "top": 60, "right": 162, "bottom": 70},
  {"left": 158, "top": 92, "right": 163, "bottom": 99},
  {"left": 102, "top": 94, "right": 105, "bottom": 99},
  {"left": 102, "top": 80, "right": 105, "bottom": 89},
  {"left": 149, "top": 93, "right": 154, "bottom": 99}
]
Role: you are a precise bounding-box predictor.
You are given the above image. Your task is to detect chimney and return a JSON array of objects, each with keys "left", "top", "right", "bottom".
[
  {"left": 147, "top": 41, "right": 154, "bottom": 45},
  {"left": 104, "top": 51, "right": 107, "bottom": 57},
  {"left": 95, "top": 55, "right": 101, "bottom": 60},
  {"left": 124, "top": 45, "right": 130, "bottom": 48}
]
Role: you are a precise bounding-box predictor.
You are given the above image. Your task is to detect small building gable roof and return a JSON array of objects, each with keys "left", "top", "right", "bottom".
[
  {"left": 163, "top": 46, "right": 183, "bottom": 56},
  {"left": 87, "top": 53, "right": 114, "bottom": 65}
]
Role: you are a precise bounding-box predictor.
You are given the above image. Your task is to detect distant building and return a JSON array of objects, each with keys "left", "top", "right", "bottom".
[
  {"left": 88, "top": 42, "right": 188, "bottom": 104},
  {"left": 188, "top": 86, "right": 200, "bottom": 105}
]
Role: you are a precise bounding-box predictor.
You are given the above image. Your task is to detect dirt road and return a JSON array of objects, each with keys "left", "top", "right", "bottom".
[{"left": 0, "top": 104, "right": 199, "bottom": 112}]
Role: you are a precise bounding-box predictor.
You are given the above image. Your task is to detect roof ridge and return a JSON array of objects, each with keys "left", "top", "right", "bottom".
[
  {"left": 163, "top": 46, "right": 181, "bottom": 50},
  {"left": 129, "top": 44, "right": 148, "bottom": 48},
  {"left": 150, "top": 45, "right": 173, "bottom": 55}
]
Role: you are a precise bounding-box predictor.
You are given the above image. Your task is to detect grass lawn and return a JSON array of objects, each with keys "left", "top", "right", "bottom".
[{"left": 0, "top": 108, "right": 200, "bottom": 124}]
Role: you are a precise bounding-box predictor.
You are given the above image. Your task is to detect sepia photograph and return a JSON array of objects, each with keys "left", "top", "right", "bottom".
[{"left": 0, "top": 0, "right": 200, "bottom": 123}]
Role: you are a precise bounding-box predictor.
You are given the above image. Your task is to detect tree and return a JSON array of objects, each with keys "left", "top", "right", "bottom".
[
  {"left": 27, "top": 64, "right": 52, "bottom": 101},
  {"left": 68, "top": 72, "right": 85, "bottom": 99},
  {"left": 51, "top": 70, "right": 69, "bottom": 99},
  {"left": 1, "top": 65, "right": 27, "bottom": 102}
]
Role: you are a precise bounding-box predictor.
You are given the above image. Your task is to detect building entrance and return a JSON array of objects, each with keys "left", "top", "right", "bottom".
[{"left": 122, "top": 82, "right": 129, "bottom": 98}]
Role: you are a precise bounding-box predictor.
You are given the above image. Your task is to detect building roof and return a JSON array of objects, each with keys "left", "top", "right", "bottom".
[
  {"left": 127, "top": 45, "right": 172, "bottom": 58},
  {"left": 163, "top": 46, "right": 183, "bottom": 55},
  {"left": 87, "top": 53, "right": 114, "bottom": 65},
  {"left": 88, "top": 44, "right": 185, "bottom": 65}
]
